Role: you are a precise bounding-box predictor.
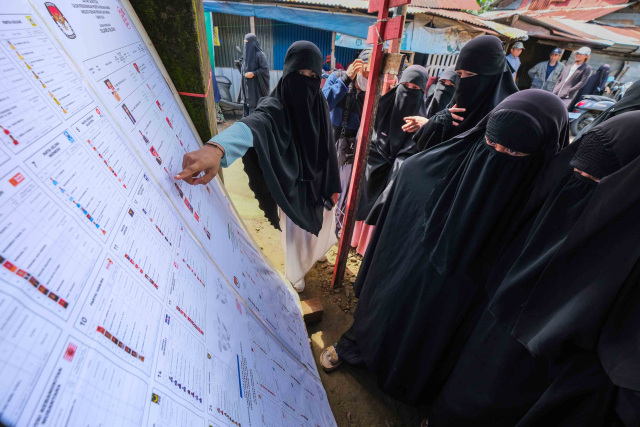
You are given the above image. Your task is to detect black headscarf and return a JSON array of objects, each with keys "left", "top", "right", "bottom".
[
  {"left": 575, "top": 79, "right": 640, "bottom": 138},
  {"left": 240, "top": 41, "right": 341, "bottom": 235},
  {"left": 423, "top": 89, "right": 567, "bottom": 277},
  {"left": 241, "top": 33, "right": 270, "bottom": 108},
  {"left": 486, "top": 112, "right": 640, "bottom": 375},
  {"left": 356, "top": 65, "right": 428, "bottom": 224},
  {"left": 413, "top": 35, "right": 518, "bottom": 152},
  {"left": 425, "top": 67, "right": 458, "bottom": 118}
]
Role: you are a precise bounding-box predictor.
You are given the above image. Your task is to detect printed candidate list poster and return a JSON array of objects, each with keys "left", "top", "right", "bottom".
[{"left": 0, "top": 1, "right": 338, "bottom": 427}]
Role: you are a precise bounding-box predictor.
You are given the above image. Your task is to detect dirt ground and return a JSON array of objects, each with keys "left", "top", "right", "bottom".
[{"left": 221, "top": 120, "right": 427, "bottom": 427}]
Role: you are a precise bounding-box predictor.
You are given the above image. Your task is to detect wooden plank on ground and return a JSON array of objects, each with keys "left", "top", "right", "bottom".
[{"left": 301, "top": 298, "right": 324, "bottom": 324}]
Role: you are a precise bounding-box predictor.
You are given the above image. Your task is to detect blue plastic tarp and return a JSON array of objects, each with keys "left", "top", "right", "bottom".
[{"left": 203, "top": 1, "right": 375, "bottom": 39}]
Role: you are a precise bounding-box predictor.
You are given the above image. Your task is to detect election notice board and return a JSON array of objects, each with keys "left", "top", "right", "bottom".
[{"left": 0, "top": 1, "right": 338, "bottom": 426}]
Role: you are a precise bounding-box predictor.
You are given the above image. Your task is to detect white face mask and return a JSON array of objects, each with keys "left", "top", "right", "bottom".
[{"left": 356, "top": 73, "right": 368, "bottom": 91}]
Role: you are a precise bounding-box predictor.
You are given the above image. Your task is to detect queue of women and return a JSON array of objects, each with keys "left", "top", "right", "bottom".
[{"left": 175, "top": 35, "right": 640, "bottom": 426}]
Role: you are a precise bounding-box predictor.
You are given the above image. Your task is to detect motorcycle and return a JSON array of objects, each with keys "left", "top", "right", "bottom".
[
  {"left": 569, "top": 95, "right": 615, "bottom": 136},
  {"left": 217, "top": 45, "right": 245, "bottom": 117}
]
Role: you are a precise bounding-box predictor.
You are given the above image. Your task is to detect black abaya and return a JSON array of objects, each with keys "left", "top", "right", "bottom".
[
  {"left": 240, "top": 41, "right": 341, "bottom": 235},
  {"left": 414, "top": 35, "right": 518, "bottom": 152},
  {"left": 429, "top": 112, "right": 640, "bottom": 426},
  {"left": 356, "top": 65, "right": 428, "bottom": 225},
  {"left": 337, "top": 90, "right": 566, "bottom": 406},
  {"left": 241, "top": 33, "right": 270, "bottom": 110},
  {"left": 425, "top": 67, "right": 458, "bottom": 118}
]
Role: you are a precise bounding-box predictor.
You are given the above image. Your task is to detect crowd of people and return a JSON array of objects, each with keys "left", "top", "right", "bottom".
[{"left": 176, "top": 34, "right": 640, "bottom": 426}]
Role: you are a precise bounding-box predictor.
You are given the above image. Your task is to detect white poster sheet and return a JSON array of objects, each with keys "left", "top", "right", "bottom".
[{"left": 0, "top": 1, "right": 337, "bottom": 426}]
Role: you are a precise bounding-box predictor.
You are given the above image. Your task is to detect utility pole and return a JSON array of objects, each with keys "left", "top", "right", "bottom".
[{"left": 331, "top": 0, "right": 410, "bottom": 288}]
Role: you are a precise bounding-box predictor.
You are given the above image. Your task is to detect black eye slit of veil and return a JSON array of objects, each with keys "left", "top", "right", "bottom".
[
  {"left": 239, "top": 41, "right": 341, "bottom": 235},
  {"left": 356, "top": 65, "right": 428, "bottom": 225},
  {"left": 414, "top": 35, "right": 519, "bottom": 152}
]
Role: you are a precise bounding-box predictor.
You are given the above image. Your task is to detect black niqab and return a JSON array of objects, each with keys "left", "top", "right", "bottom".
[
  {"left": 576, "top": 79, "right": 640, "bottom": 137},
  {"left": 356, "top": 65, "right": 427, "bottom": 224},
  {"left": 346, "top": 90, "right": 565, "bottom": 405},
  {"left": 414, "top": 35, "right": 518, "bottom": 152},
  {"left": 425, "top": 67, "right": 458, "bottom": 118},
  {"left": 240, "top": 41, "right": 341, "bottom": 235},
  {"left": 241, "top": 33, "right": 270, "bottom": 108}
]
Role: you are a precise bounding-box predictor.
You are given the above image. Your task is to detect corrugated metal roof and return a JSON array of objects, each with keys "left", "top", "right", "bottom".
[
  {"left": 507, "top": 0, "right": 630, "bottom": 10},
  {"left": 525, "top": 4, "right": 629, "bottom": 19},
  {"left": 276, "top": 0, "right": 370, "bottom": 9},
  {"left": 482, "top": 3, "right": 630, "bottom": 20},
  {"left": 271, "top": 0, "right": 480, "bottom": 10},
  {"left": 409, "top": 0, "right": 480, "bottom": 11},
  {"left": 408, "top": 7, "right": 529, "bottom": 37},
  {"left": 554, "top": 18, "right": 640, "bottom": 45}
]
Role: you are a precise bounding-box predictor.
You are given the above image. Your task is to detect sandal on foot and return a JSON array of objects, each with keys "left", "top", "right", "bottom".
[{"left": 320, "top": 345, "right": 342, "bottom": 372}]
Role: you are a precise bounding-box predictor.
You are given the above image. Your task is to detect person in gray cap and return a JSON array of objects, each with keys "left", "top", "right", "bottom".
[
  {"left": 528, "top": 47, "right": 565, "bottom": 91},
  {"left": 506, "top": 41, "right": 524, "bottom": 80},
  {"left": 322, "top": 49, "right": 371, "bottom": 234},
  {"left": 553, "top": 46, "right": 592, "bottom": 107}
]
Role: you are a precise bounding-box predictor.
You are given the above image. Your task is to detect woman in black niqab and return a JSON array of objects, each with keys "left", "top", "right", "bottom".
[
  {"left": 240, "top": 41, "right": 341, "bottom": 235},
  {"left": 356, "top": 65, "right": 427, "bottom": 225},
  {"left": 425, "top": 67, "right": 458, "bottom": 118},
  {"left": 241, "top": 33, "right": 270, "bottom": 116},
  {"left": 413, "top": 35, "right": 518, "bottom": 152},
  {"left": 429, "top": 112, "right": 640, "bottom": 427},
  {"left": 326, "top": 90, "right": 564, "bottom": 405}
]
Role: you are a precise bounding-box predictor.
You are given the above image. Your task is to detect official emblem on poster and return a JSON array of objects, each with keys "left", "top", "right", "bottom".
[
  {"left": 63, "top": 342, "right": 78, "bottom": 362},
  {"left": 45, "top": 3, "right": 76, "bottom": 39}
]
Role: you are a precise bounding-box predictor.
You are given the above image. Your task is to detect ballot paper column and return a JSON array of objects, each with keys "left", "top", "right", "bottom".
[{"left": 0, "top": 1, "right": 337, "bottom": 427}]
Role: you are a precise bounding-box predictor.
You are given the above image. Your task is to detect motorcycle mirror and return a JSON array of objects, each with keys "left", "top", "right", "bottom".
[
  {"left": 607, "top": 76, "right": 615, "bottom": 82},
  {"left": 235, "top": 46, "right": 242, "bottom": 54}
]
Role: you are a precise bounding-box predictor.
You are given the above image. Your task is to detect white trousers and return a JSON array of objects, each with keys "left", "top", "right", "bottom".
[{"left": 279, "top": 207, "right": 337, "bottom": 284}]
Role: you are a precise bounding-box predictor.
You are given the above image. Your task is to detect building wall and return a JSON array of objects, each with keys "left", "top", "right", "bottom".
[
  {"left": 271, "top": 20, "right": 358, "bottom": 69},
  {"left": 209, "top": 13, "right": 359, "bottom": 72}
]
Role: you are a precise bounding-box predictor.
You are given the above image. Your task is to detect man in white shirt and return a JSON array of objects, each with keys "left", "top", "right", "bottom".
[{"left": 553, "top": 46, "right": 593, "bottom": 107}]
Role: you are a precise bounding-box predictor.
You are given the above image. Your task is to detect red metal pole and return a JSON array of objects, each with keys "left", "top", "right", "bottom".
[{"left": 331, "top": 1, "right": 390, "bottom": 288}]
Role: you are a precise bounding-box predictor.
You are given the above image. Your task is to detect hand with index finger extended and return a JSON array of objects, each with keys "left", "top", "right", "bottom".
[{"left": 174, "top": 145, "right": 223, "bottom": 186}]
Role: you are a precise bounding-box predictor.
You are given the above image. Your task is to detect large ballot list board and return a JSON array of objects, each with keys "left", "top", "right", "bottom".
[{"left": 0, "top": 1, "right": 338, "bottom": 426}]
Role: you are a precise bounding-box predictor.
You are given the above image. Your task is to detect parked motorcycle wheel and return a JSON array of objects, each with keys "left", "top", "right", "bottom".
[{"left": 570, "top": 113, "right": 595, "bottom": 136}]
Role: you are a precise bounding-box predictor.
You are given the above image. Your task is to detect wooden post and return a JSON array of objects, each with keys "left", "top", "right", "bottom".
[
  {"left": 331, "top": 32, "right": 337, "bottom": 71},
  {"left": 250, "top": 16, "right": 256, "bottom": 34},
  {"left": 331, "top": 0, "right": 409, "bottom": 289},
  {"left": 383, "top": 5, "right": 407, "bottom": 94}
]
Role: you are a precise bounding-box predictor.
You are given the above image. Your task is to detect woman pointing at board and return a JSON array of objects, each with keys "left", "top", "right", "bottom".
[{"left": 175, "top": 41, "right": 341, "bottom": 293}]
